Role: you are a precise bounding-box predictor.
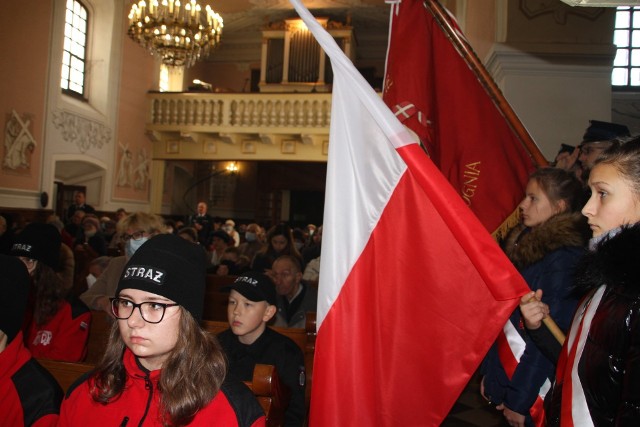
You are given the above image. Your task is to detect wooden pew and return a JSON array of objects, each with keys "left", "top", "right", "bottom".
[
  {"left": 85, "top": 309, "right": 114, "bottom": 364},
  {"left": 245, "top": 364, "right": 290, "bottom": 427},
  {"left": 203, "top": 275, "right": 238, "bottom": 321},
  {"left": 37, "top": 358, "right": 286, "bottom": 427},
  {"left": 36, "top": 358, "right": 94, "bottom": 393}
]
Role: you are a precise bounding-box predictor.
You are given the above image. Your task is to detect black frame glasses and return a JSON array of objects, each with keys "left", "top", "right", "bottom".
[
  {"left": 110, "top": 297, "right": 179, "bottom": 324},
  {"left": 121, "top": 230, "right": 147, "bottom": 241}
]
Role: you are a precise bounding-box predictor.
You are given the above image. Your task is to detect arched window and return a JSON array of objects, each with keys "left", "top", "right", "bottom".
[
  {"left": 612, "top": 6, "right": 640, "bottom": 88},
  {"left": 61, "top": 0, "right": 88, "bottom": 98}
]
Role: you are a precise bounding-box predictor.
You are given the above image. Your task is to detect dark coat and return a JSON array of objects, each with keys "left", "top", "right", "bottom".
[
  {"left": 482, "top": 213, "right": 590, "bottom": 423},
  {"left": 218, "top": 327, "right": 306, "bottom": 427},
  {"left": 545, "top": 224, "right": 640, "bottom": 427}
]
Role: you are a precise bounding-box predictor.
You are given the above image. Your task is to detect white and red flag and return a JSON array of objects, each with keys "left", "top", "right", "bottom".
[{"left": 289, "top": 0, "right": 531, "bottom": 425}]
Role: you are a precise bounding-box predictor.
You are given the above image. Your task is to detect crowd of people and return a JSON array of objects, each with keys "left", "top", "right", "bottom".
[
  {"left": 0, "top": 194, "right": 321, "bottom": 426},
  {"left": 1, "top": 119, "right": 639, "bottom": 426}
]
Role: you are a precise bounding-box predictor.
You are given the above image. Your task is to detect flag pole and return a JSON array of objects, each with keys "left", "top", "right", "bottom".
[
  {"left": 424, "top": 1, "right": 569, "bottom": 346},
  {"left": 423, "top": 0, "right": 548, "bottom": 168}
]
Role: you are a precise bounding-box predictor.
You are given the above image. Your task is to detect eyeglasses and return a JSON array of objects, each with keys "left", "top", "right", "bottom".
[
  {"left": 110, "top": 297, "right": 179, "bottom": 324},
  {"left": 121, "top": 230, "right": 147, "bottom": 241}
]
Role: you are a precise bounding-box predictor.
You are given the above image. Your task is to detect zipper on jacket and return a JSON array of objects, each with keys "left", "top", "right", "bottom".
[{"left": 138, "top": 375, "right": 153, "bottom": 427}]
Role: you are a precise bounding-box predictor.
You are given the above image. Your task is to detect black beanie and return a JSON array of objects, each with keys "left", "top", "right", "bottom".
[
  {"left": 10, "top": 223, "right": 61, "bottom": 270},
  {"left": 116, "top": 234, "right": 207, "bottom": 321},
  {"left": 0, "top": 255, "right": 30, "bottom": 343}
]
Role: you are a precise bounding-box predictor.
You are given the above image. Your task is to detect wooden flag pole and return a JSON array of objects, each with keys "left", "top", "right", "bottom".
[
  {"left": 424, "top": 0, "right": 568, "bottom": 345},
  {"left": 423, "top": 0, "right": 549, "bottom": 168}
]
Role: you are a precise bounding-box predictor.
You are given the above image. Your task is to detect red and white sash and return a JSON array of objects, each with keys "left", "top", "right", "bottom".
[
  {"left": 556, "top": 285, "right": 606, "bottom": 427},
  {"left": 497, "top": 320, "right": 550, "bottom": 427}
]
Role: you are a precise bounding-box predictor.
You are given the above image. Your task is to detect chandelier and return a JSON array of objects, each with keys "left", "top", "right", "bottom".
[{"left": 127, "top": 0, "right": 223, "bottom": 68}]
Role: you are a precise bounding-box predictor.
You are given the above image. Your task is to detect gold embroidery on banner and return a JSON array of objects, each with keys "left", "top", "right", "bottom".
[{"left": 461, "top": 161, "right": 481, "bottom": 205}]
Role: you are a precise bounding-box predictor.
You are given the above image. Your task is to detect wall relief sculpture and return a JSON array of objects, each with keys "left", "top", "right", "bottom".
[
  {"left": 117, "top": 141, "right": 149, "bottom": 191},
  {"left": 52, "top": 110, "right": 111, "bottom": 153},
  {"left": 3, "top": 110, "right": 36, "bottom": 171}
]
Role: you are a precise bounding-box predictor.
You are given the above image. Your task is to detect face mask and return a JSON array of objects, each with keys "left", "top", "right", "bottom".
[
  {"left": 86, "top": 273, "right": 97, "bottom": 288},
  {"left": 245, "top": 232, "right": 257, "bottom": 242},
  {"left": 84, "top": 229, "right": 96, "bottom": 238},
  {"left": 125, "top": 236, "right": 149, "bottom": 258}
]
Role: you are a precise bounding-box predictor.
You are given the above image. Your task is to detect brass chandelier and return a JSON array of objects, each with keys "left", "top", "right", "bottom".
[{"left": 127, "top": 0, "right": 223, "bottom": 68}]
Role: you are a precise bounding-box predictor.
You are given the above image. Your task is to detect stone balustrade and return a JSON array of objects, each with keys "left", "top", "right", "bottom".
[{"left": 146, "top": 91, "right": 332, "bottom": 134}]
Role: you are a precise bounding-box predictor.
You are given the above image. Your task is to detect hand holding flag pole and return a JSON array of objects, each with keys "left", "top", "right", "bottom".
[{"left": 521, "top": 290, "right": 566, "bottom": 345}]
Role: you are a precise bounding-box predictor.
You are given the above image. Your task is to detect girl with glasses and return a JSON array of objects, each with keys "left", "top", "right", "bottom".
[{"left": 59, "top": 234, "right": 265, "bottom": 427}]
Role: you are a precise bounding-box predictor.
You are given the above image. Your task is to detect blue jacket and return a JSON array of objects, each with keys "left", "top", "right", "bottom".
[{"left": 481, "top": 213, "right": 590, "bottom": 423}]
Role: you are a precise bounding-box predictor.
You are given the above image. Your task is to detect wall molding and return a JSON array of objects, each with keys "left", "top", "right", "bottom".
[{"left": 52, "top": 110, "right": 112, "bottom": 153}]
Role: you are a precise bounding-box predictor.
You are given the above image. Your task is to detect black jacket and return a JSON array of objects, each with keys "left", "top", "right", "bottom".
[
  {"left": 218, "top": 327, "right": 306, "bottom": 427},
  {"left": 545, "top": 224, "right": 640, "bottom": 426}
]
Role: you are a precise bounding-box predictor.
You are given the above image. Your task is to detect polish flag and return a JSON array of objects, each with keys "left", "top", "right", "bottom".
[{"left": 289, "top": 1, "right": 531, "bottom": 425}]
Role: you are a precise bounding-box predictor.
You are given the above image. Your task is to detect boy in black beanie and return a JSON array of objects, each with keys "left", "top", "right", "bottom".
[
  {"left": 219, "top": 272, "right": 306, "bottom": 427},
  {"left": 0, "top": 255, "right": 63, "bottom": 426}
]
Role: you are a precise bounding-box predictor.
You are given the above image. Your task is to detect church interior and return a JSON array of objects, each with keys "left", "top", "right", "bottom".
[{"left": 2, "top": 0, "right": 638, "bottom": 226}]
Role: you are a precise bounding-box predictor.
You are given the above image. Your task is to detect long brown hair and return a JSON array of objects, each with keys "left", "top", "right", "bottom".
[
  {"left": 32, "top": 263, "right": 67, "bottom": 326},
  {"left": 90, "top": 308, "right": 227, "bottom": 426}
]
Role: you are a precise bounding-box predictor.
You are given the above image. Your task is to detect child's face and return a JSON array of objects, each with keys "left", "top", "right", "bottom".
[
  {"left": 583, "top": 163, "right": 640, "bottom": 237},
  {"left": 117, "top": 288, "right": 181, "bottom": 371},
  {"left": 227, "top": 290, "right": 275, "bottom": 345},
  {"left": 518, "top": 178, "right": 559, "bottom": 228}
]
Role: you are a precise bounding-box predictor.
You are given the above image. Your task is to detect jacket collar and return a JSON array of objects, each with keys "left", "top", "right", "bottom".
[
  {"left": 123, "top": 348, "right": 162, "bottom": 382},
  {"left": 575, "top": 223, "right": 640, "bottom": 294},
  {"left": 503, "top": 212, "right": 590, "bottom": 269}
]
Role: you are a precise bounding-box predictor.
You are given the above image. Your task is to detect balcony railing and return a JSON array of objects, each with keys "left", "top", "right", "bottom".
[{"left": 146, "top": 91, "right": 332, "bottom": 135}]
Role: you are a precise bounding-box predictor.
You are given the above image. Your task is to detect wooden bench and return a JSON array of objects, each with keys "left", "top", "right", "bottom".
[
  {"left": 203, "top": 275, "right": 238, "bottom": 321},
  {"left": 245, "top": 364, "right": 290, "bottom": 427},
  {"left": 85, "top": 309, "right": 114, "bottom": 364},
  {"left": 37, "top": 358, "right": 286, "bottom": 426},
  {"left": 36, "top": 358, "right": 94, "bottom": 393}
]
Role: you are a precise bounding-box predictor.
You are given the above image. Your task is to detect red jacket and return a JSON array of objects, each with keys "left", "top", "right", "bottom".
[
  {"left": 59, "top": 349, "right": 266, "bottom": 427},
  {"left": 0, "top": 332, "right": 62, "bottom": 427},
  {"left": 26, "top": 299, "right": 91, "bottom": 362}
]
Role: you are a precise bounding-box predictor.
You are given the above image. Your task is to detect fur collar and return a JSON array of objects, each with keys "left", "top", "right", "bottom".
[
  {"left": 503, "top": 212, "right": 590, "bottom": 270},
  {"left": 575, "top": 223, "right": 640, "bottom": 294}
]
